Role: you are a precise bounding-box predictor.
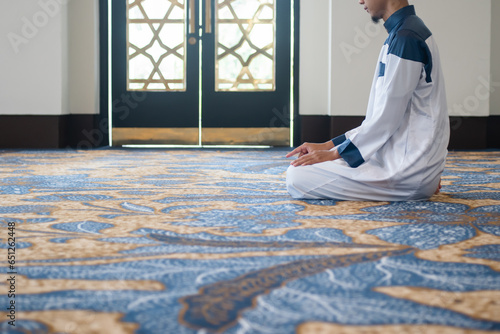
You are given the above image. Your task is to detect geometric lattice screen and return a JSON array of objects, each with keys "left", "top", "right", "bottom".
[
  {"left": 127, "top": 0, "right": 186, "bottom": 91},
  {"left": 216, "top": 0, "right": 276, "bottom": 91}
]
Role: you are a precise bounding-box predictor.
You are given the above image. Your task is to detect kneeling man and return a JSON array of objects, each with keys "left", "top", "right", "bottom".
[{"left": 286, "top": 0, "right": 449, "bottom": 201}]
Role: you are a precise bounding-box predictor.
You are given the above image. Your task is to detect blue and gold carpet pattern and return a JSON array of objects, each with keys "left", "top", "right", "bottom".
[{"left": 0, "top": 149, "right": 499, "bottom": 333}]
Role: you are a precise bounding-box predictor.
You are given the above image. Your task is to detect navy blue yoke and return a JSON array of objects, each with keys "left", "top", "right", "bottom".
[
  {"left": 331, "top": 6, "right": 436, "bottom": 168},
  {"left": 383, "top": 5, "right": 433, "bottom": 82}
]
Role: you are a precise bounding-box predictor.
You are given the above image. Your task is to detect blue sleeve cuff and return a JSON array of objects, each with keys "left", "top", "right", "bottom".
[
  {"left": 336, "top": 139, "right": 365, "bottom": 168},
  {"left": 331, "top": 134, "right": 346, "bottom": 147}
]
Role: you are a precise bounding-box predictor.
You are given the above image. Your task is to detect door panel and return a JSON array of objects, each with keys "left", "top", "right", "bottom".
[
  {"left": 111, "top": 0, "right": 292, "bottom": 146},
  {"left": 112, "top": 0, "right": 199, "bottom": 144},
  {"left": 202, "top": 0, "right": 291, "bottom": 145}
]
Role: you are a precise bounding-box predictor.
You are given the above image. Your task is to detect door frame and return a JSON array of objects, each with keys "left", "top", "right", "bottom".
[{"left": 98, "top": 0, "right": 301, "bottom": 147}]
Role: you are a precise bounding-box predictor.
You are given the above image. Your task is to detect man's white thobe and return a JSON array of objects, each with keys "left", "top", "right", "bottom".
[{"left": 287, "top": 6, "right": 450, "bottom": 201}]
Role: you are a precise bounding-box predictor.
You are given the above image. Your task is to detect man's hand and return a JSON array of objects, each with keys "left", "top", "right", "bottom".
[
  {"left": 286, "top": 141, "right": 334, "bottom": 159},
  {"left": 290, "top": 149, "right": 340, "bottom": 167}
]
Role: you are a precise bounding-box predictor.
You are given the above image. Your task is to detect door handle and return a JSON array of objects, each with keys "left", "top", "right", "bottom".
[
  {"left": 205, "top": 0, "right": 212, "bottom": 33},
  {"left": 189, "top": 0, "right": 196, "bottom": 34}
]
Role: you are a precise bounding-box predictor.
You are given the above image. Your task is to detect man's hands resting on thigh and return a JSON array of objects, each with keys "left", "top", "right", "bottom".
[{"left": 286, "top": 141, "right": 341, "bottom": 167}]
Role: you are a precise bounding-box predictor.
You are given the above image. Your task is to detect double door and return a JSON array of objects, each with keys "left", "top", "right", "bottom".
[{"left": 111, "top": 0, "right": 293, "bottom": 146}]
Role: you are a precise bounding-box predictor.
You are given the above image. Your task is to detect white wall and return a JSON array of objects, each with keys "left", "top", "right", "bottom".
[
  {"left": 299, "top": 0, "right": 332, "bottom": 115},
  {"left": 414, "top": 0, "right": 491, "bottom": 117},
  {"left": 0, "top": 0, "right": 98, "bottom": 116},
  {"left": 300, "top": 0, "right": 494, "bottom": 118},
  {"left": 68, "top": 0, "right": 99, "bottom": 115},
  {"left": 0, "top": 0, "right": 65, "bottom": 115},
  {"left": 330, "top": 0, "right": 386, "bottom": 117},
  {"left": 1, "top": 1, "right": 494, "bottom": 119},
  {"left": 491, "top": 0, "right": 500, "bottom": 116}
]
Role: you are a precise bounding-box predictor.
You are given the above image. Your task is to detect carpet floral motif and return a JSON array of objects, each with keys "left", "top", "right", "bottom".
[{"left": 0, "top": 149, "right": 499, "bottom": 333}]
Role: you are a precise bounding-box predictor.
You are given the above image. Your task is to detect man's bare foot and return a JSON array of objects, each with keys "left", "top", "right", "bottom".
[{"left": 434, "top": 179, "right": 442, "bottom": 195}]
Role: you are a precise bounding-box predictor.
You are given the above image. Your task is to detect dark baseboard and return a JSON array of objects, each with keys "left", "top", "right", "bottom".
[
  {"left": 0, "top": 114, "right": 102, "bottom": 149},
  {"left": 301, "top": 115, "right": 499, "bottom": 150},
  {"left": 487, "top": 116, "right": 500, "bottom": 149},
  {"left": 0, "top": 115, "right": 63, "bottom": 149},
  {"left": 0, "top": 114, "right": 497, "bottom": 149},
  {"left": 299, "top": 115, "right": 332, "bottom": 143},
  {"left": 449, "top": 117, "right": 488, "bottom": 150},
  {"left": 65, "top": 114, "right": 108, "bottom": 148}
]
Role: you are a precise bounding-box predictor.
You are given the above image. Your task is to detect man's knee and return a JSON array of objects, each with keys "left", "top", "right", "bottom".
[
  {"left": 286, "top": 165, "right": 306, "bottom": 198},
  {"left": 285, "top": 165, "right": 299, "bottom": 186}
]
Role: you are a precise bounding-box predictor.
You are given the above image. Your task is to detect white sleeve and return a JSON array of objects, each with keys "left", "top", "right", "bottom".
[{"left": 335, "top": 52, "right": 424, "bottom": 167}]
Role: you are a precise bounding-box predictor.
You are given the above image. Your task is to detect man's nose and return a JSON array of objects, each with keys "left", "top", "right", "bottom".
[{"left": 359, "top": 0, "right": 365, "bottom": 4}]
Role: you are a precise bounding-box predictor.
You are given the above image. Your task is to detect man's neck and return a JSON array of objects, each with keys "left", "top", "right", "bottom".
[{"left": 383, "top": 0, "right": 410, "bottom": 22}]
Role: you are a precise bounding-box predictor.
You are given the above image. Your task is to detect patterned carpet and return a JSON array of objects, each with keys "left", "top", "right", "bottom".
[{"left": 0, "top": 148, "right": 499, "bottom": 334}]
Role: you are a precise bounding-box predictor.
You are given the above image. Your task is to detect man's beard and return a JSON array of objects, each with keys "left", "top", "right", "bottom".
[{"left": 371, "top": 9, "right": 384, "bottom": 24}]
